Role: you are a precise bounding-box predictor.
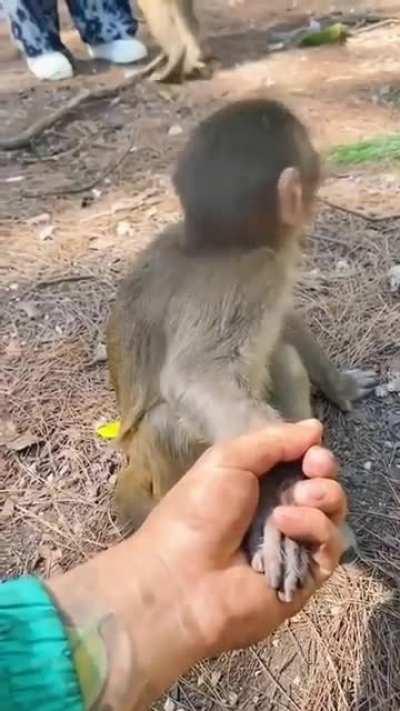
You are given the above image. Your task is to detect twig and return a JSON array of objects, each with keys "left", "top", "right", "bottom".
[
  {"left": 35, "top": 274, "right": 96, "bottom": 288},
  {"left": 22, "top": 133, "right": 135, "bottom": 197},
  {"left": 354, "top": 18, "right": 399, "bottom": 34},
  {"left": 0, "top": 55, "right": 163, "bottom": 152},
  {"left": 250, "top": 648, "right": 302, "bottom": 711},
  {"left": 317, "top": 196, "right": 400, "bottom": 222},
  {"left": 303, "top": 611, "right": 349, "bottom": 710}
]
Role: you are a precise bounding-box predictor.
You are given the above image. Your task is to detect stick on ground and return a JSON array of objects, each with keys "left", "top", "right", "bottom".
[{"left": 0, "top": 55, "right": 164, "bottom": 152}]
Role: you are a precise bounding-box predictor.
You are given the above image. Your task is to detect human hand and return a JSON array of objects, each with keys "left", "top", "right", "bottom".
[
  {"left": 47, "top": 420, "right": 346, "bottom": 711},
  {"left": 135, "top": 419, "right": 346, "bottom": 657}
]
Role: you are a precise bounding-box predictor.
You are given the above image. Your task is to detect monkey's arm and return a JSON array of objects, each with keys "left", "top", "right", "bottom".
[
  {"left": 160, "top": 360, "right": 280, "bottom": 443},
  {"left": 284, "top": 313, "right": 377, "bottom": 411}
]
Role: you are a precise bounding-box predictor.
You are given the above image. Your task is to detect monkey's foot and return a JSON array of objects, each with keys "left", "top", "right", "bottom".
[
  {"left": 251, "top": 524, "right": 310, "bottom": 603},
  {"left": 150, "top": 45, "right": 211, "bottom": 83},
  {"left": 87, "top": 38, "right": 148, "bottom": 64},
  {"left": 336, "top": 369, "right": 378, "bottom": 411},
  {"left": 26, "top": 51, "right": 74, "bottom": 81}
]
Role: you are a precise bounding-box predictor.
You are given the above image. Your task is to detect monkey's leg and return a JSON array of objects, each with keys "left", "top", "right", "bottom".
[
  {"left": 270, "top": 342, "right": 312, "bottom": 421},
  {"left": 247, "top": 340, "right": 357, "bottom": 601},
  {"left": 115, "top": 402, "right": 202, "bottom": 532},
  {"left": 137, "top": 0, "right": 208, "bottom": 82},
  {"left": 176, "top": 0, "right": 210, "bottom": 78},
  {"left": 284, "top": 313, "right": 377, "bottom": 411},
  {"left": 136, "top": 0, "right": 184, "bottom": 81},
  {"left": 114, "top": 461, "right": 156, "bottom": 533}
]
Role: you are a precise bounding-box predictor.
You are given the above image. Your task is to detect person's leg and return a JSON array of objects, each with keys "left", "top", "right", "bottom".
[
  {"left": 5, "top": 0, "right": 74, "bottom": 80},
  {"left": 66, "top": 0, "right": 147, "bottom": 63}
]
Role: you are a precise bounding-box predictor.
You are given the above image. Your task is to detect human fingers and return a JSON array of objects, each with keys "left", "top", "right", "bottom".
[
  {"left": 291, "top": 478, "right": 347, "bottom": 525},
  {"left": 204, "top": 560, "right": 317, "bottom": 654},
  {"left": 203, "top": 420, "right": 323, "bottom": 478},
  {"left": 302, "top": 445, "right": 338, "bottom": 479},
  {"left": 273, "top": 506, "right": 346, "bottom": 579}
]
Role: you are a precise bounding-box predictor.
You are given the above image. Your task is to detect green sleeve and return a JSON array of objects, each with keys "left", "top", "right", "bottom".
[{"left": 0, "top": 575, "right": 84, "bottom": 711}]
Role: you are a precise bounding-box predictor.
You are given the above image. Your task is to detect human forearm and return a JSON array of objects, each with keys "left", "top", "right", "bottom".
[{"left": 47, "top": 535, "right": 203, "bottom": 711}]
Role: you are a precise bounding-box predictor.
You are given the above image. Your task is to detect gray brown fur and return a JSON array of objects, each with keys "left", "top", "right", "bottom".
[
  {"left": 137, "top": 0, "right": 209, "bottom": 81},
  {"left": 107, "top": 99, "right": 377, "bottom": 602}
]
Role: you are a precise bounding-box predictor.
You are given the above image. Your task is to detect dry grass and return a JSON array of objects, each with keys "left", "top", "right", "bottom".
[
  {"left": 2, "top": 204, "right": 400, "bottom": 709},
  {"left": 2, "top": 2, "right": 400, "bottom": 704}
]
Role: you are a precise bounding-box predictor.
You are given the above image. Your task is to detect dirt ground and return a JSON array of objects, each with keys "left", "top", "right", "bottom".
[{"left": 2, "top": 1, "right": 400, "bottom": 709}]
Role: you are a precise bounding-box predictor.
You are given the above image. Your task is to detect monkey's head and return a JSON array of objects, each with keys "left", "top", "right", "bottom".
[{"left": 173, "top": 98, "right": 320, "bottom": 253}]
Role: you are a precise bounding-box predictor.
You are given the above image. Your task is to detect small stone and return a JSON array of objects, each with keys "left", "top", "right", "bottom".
[
  {"left": 210, "top": 670, "right": 222, "bottom": 687},
  {"left": 228, "top": 692, "right": 238, "bottom": 706},
  {"left": 116, "top": 220, "right": 134, "bottom": 238},
  {"left": 363, "top": 461, "right": 372, "bottom": 471},
  {"left": 387, "top": 378, "right": 400, "bottom": 393},
  {"left": 375, "top": 384, "right": 389, "bottom": 398},
  {"left": 108, "top": 474, "right": 117, "bottom": 486},
  {"left": 336, "top": 258, "right": 350, "bottom": 272},
  {"left": 18, "top": 300, "right": 40, "bottom": 319},
  {"left": 388, "top": 265, "right": 400, "bottom": 292},
  {"left": 163, "top": 698, "right": 175, "bottom": 711},
  {"left": 168, "top": 124, "right": 183, "bottom": 136}
]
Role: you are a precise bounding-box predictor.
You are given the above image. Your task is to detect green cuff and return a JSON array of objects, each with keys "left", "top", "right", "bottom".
[{"left": 0, "top": 575, "right": 83, "bottom": 711}]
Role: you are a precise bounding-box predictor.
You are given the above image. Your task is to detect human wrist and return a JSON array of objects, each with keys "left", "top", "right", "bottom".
[{"left": 47, "top": 534, "right": 204, "bottom": 710}]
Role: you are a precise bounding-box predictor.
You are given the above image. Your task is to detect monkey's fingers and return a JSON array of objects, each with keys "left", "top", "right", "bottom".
[
  {"left": 278, "top": 537, "right": 309, "bottom": 603},
  {"left": 344, "top": 368, "right": 378, "bottom": 400},
  {"left": 273, "top": 505, "right": 346, "bottom": 585},
  {"left": 251, "top": 526, "right": 309, "bottom": 603}
]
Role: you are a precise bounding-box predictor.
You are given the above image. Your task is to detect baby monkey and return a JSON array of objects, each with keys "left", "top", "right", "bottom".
[{"left": 107, "top": 99, "right": 376, "bottom": 602}]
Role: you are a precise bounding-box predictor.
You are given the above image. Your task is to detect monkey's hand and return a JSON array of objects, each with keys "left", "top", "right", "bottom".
[
  {"left": 244, "top": 460, "right": 310, "bottom": 603},
  {"left": 327, "top": 369, "right": 378, "bottom": 412}
]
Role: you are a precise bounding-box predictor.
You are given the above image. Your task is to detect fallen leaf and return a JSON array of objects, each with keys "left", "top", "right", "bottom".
[
  {"left": 0, "top": 498, "right": 15, "bottom": 519},
  {"left": 91, "top": 342, "right": 107, "bottom": 364},
  {"left": 96, "top": 420, "right": 120, "bottom": 440},
  {"left": 38, "top": 224, "right": 55, "bottom": 241},
  {"left": 18, "top": 299, "right": 40, "bottom": 319},
  {"left": 26, "top": 212, "right": 50, "bottom": 226},
  {"left": 4, "top": 339, "right": 22, "bottom": 360}
]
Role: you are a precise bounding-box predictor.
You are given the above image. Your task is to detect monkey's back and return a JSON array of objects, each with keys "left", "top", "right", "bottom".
[{"left": 109, "top": 223, "right": 297, "bottom": 431}]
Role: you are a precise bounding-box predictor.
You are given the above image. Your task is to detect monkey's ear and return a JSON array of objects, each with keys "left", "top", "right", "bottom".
[{"left": 277, "top": 167, "right": 304, "bottom": 228}]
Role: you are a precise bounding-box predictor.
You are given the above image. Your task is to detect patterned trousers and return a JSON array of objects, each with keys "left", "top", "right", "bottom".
[{"left": 4, "top": 0, "right": 138, "bottom": 57}]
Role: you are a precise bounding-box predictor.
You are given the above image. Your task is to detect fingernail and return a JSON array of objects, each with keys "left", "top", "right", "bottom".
[
  {"left": 300, "top": 418, "right": 321, "bottom": 428},
  {"left": 294, "top": 479, "right": 327, "bottom": 504}
]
